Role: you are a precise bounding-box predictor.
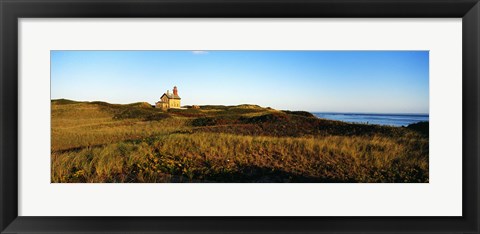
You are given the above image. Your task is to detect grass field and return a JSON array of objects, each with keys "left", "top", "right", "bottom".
[{"left": 51, "top": 99, "right": 429, "bottom": 183}]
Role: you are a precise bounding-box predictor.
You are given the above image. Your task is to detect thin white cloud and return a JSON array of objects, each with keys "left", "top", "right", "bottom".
[{"left": 191, "top": 51, "right": 209, "bottom": 55}]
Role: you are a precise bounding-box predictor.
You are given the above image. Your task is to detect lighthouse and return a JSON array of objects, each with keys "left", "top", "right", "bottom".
[{"left": 155, "top": 86, "right": 181, "bottom": 109}]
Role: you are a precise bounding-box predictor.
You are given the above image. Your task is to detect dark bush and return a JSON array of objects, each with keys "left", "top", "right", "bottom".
[
  {"left": 240, "top": 113, "right": 289, "bottom": 124},
  {"left": 144, "top": 113, "right": 171, "bottom": 121},
  {"left": 282, "top": 110, "right": 315, "bottom": 118},
  {"left": 406, "top": 121, "right": 429, "bottom": 136},
  {"left": 191, "top": 117, "right": 219, "bottom": 126}
]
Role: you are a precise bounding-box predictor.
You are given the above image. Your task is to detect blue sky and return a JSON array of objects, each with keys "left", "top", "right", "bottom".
[{"left": 51, "top": 50, "right": 429, "bottom": 114}]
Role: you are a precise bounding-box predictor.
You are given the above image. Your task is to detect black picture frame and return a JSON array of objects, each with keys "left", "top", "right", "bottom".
[{"left": 1, "top": 0, "right": 479, "bottom": 233}]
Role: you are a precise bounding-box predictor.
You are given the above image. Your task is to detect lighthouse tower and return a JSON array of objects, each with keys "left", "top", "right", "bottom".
[{"left": 173, "top": 86, "right": 178, "bottom": 96}]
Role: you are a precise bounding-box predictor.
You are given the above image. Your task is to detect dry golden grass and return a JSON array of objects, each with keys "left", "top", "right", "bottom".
[
  {"left": 51, "top": 100, "right": 429, "bottom": 183},
  {"left": 51, "top": 102, "right": 188, "bottom": 151}
]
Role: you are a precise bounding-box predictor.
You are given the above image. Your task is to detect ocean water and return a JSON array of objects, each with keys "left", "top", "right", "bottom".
[{"left": 312, "top": 112, "right": 429, "bottom": 127}]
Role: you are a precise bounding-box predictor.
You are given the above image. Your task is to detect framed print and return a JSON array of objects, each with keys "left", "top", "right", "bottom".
[{"left": 1, "top": 0, "right": 479, "bottom": 233}]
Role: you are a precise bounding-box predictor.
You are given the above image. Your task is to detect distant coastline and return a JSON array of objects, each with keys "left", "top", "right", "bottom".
[{"left": 312, "top": 112, "right": 429, "bottom": 127}]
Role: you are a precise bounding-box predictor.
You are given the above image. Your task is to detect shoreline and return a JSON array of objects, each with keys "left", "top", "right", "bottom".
[{"left": 311, "top": 112, "right": 429, "bottom": 127}]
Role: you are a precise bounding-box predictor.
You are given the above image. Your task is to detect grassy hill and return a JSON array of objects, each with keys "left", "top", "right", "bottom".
[{"left": 51, "top": 99, "right": 429, "bottom": 183}]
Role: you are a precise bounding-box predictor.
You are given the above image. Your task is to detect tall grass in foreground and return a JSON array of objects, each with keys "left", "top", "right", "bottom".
[{"left": 52, "top": 132, "right": 428, "bottom": 183}]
